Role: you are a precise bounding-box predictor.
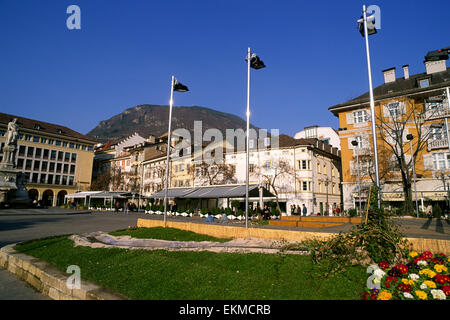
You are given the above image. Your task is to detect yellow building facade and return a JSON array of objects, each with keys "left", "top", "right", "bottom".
[
  {"left": 330, "top": 60, "right": 450, "bottom": 212},
  {"left": 0, "top": 112, "right": 96, "bottom": 206}
]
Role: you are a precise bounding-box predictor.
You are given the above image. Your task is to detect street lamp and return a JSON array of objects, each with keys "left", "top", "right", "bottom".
[
  {"left": 357, "top": 5, "right": 380, "bottom": 208},
  {"left": 406, "top": 134, "right": 419, "bottom": 218},
  {"left": 245, "top": 47, "right": 266, "bottom": 229},
  {"left": 351, "top": 140, "right": 362, "bottom": 218},
  {"left": 163, "top": 76, "right": 189, "bottom": 225}
]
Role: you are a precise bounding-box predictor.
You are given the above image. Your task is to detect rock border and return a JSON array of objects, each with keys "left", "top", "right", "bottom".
[{"left": 0, "top": 243, "right": 126, "bottom": 300}]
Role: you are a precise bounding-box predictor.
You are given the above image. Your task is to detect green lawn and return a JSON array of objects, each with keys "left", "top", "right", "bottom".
[
  {"left": 109, "top": 227, "right": 231, "bottom": 242},
  {"left": 14, "top": 230, "right": 367, "bottom": 300}
]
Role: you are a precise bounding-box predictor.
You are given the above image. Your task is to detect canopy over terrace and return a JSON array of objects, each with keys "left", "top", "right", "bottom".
[
  {"left": 65, "top": 191, "right": 134, "bottom": 209},
  {"left": 150, "top": 184, "right": 275, "bottom": 209}
]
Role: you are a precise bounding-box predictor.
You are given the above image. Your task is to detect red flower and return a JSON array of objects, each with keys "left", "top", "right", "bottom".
[
  {"left": 442, "top": 285, "right": 450, "bottom": 296},
  {"left": 363, "top": 291, "right": 378, "bottom": 300},
  {"left": 396, "top": 283, "right": 412, "bottom": 293},
  {"left": 384, "top": 276, "right": 398, "bottom": 288},
  {"left": 422, "top": 251, "right": 433, "bottom": 259},
  {"left": 434, "top": 274, "right": 450, "bottom": 284},
  {"left": 414, "top": 256, "right": 425, "bottom": 264},
  {"left": 438, "top": 253, "right": 446, "bottom": 257},
  {"left": 378, "top": 261, "right": 389, "bottom": 270},
  {"left": 394, "top": 264, "right": 409, "bottom": 274}
]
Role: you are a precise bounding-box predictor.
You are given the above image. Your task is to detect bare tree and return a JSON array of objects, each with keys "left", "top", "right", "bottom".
[
  {"left": 375, "top": 99, "right": 436, "bottom": 214},
  {"left": 258, "top": 159, "right": 295, "bottom": 212},
  {"left": 190, "top": 161, "right": 236, "bottom": 186}
]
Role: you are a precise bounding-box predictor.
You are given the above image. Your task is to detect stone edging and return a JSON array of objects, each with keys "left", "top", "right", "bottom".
[{"left": 0, "top": 244, "right": 126, "bottom": 300}]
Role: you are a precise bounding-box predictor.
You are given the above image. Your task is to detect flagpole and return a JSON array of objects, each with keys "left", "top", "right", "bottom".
[
  {"left": 163, "top": 76, "right": 175, "bottom": 225},
  {"left": 245, "top": 47, "right": 251, "bottom": 229}
]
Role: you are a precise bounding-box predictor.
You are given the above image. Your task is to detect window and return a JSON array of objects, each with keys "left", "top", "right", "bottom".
[
  {"left": 249, "top": 164, "right": 255, "bottom": 173},
  {"left": 40, "top": 174, "right": 46, "bottom": 184},
  {"left": 63, "top": 142, "right": 68, "bottom": 147},
  {"left": 49, "top": 162, "right": 55, "bottom": 172},
  {"left": 34, "top": 161, "right": 40, "bottom": 170},
  {"left": 63, "top": 164, "right": 69, "bottom": 173},
  {"left": 57, "top": 163, "right": 62, "bottom": 172},
  {"left": 419, "top": 79, "right": 430, "bottom": 88},
  {"left": 55, "top": 140, "right": 61, "bottom": 146},
  {"left": 71, "top": 153, "right": 77, "bottom": 162},
  {"left": 25, "top": 160, "right": 32, "bottom": 170},
  {"left": 387, "top": 102, "right": 401, "bottom": 117},
  {"left": 47, "top": 174, "right": 54, "bottom": 184},
  {"left": 19, "top": 146, "right": 25, "bottom": 156},
  {"left": 25, "top": 135, "right": 32, "bottom": 141},
  {"left": 64, "top": 152, "right": 70, "bottom": 162},
  {"left": 62, "top": 176, "right": 67, "bottom": 185},
  {"left": 68, "top": 176, "right": 74, "bottom": 186},
  {"left": 35, "top": 148, "right": 42, "bottom": 158},
  {"left": 17, "top": 158, "right": 24, "bottom": 169},
  {"left": 50, "top": 150, "right": 56, "bottom": 160},
  {"left": 353, "top": 110, "right": 368, "bottom": 124},
  {"left": 264, "top": 137, "right": 270, "bottom": 147},
  {"left": 43, "top": 149, "right": 49, "bottom": 159},
  {"left": 354, "top": 136, "right": 363, "bottom": 148},
  {"left": 58, "top": 151, "right": 63, "bottom": 161},
  {"left": 48, "top": 139, "right": 54, "bottom": 145},
  {"left": 32, "top": 173, "right": 38, "bottom": 183},
  {"left": 41, "top": 162, "right": 48, "bottom": 172},
  {"left": 302, "top": 181, "right": 308, "bottom": 191},
  {"left": 432, "top": 153, "right": 450, "bottom": 170},
  {"left": 27, "top": 147, "right": 34, "bottom": 157},
  {"left": 264, "top": 161, "right": 271, "bottom": 170},
  {"left": 249, "top": 139, "right": 254, "bottom": 149},
  {"left": 55, "top": 175, "right": 60, "bottom": 185},
  {"left": 33, "top": 136, "right": 39, "bottom": 143},
  {"left": 300, "top": 160, "right": 307, "bottom": 170},
  {"left": 70, "top": 165, "right": 75, "bottom": 174},
  {"left": 69, "top": 143, "right": 74, "bottom": 149},
  {"left": 40, "top": 137, "right": 47, "bottom": 144}
]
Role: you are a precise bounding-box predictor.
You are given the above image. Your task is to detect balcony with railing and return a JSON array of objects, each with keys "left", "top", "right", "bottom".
[{"left": 427, "top": 138, "right": 449, "bottom": 151}]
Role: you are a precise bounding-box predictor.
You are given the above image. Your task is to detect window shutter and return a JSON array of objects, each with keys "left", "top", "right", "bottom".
[
  {"left": 423, "top": 154, "right": 434, "bottom": 170},
  {"left": 346, "top": 112, "right": 354, "bottom": 125}
]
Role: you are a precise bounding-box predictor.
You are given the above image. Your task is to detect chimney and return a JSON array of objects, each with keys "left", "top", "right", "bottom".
[
  {"left": 382, "top": 67, "right": 396, "bottom": 84},
  {"left": 402, "top": 65, "right": 409, "bottom": 79},
  {"left": 425, "top": 60, "right": 447, "bottom": 75},
  {"left": 147, "top": 135, "right": 156, "bottom": 144}
]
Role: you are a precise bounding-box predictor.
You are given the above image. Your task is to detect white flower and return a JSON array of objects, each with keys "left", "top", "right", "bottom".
[
  {"left": 417, "top": 260, "right": 428, "bottom": 266},
  {"left": 408, "top": 273, "right": 419, "bottom": 281},
  {"left": 430, "top": 289, "right": 446, "bottom": 300},
  {"left": 374, "top": 269, "right": 386, "bottom": 278},
  {"left": 403, "top": 292, "right": 414, "bottom": 299},
  {"left": 420, "top": 283, "right": 428, "bottom": 290}
]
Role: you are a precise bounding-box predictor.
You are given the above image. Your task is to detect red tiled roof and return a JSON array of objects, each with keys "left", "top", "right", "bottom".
[{"left": 0, "top": 112, "right": 97, "bottom": 144}]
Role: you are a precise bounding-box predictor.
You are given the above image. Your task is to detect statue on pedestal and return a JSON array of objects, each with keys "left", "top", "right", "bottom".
[{"left": 0, "top": 118, "right": 31, "bottom": 208}]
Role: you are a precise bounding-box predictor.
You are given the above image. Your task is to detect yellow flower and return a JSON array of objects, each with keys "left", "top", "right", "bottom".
[
  {"left": 402, "top": 278, "right": 414, "bottom": 285},
  {"left": 415, "top": 290, "right": 428, "bottom": 300},
  {"left": 419, "top": 269, "right": 436, "bottom": 278},
  {"left": 377, "top": 291, "right": 392, "bottom": 300},
  {"left": 434, "top": 264, "right": 448, "bottom": 273},
  {"left": 409, "top": 251, "right": 418, "bottom": 258},
  {"left": 423, "top": 280, "right": 437, "bottom": 289}
]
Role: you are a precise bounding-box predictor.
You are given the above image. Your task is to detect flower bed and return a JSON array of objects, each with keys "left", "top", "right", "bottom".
[{"left": 364, "top": 251, "right": 449, "bottom": 300}]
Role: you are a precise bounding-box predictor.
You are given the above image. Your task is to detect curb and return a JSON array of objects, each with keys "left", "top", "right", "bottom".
[{"left": 0, "top": 244, "right": 126, "bottom": 300}]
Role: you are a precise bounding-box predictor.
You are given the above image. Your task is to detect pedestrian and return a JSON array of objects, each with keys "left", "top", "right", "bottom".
[
  {"left": 427, "top": 210, "right": 432, "bottom": 220},
  {"left": 302, "top": 204, "right": 307, "bottom": 216},
  {"left": 295, "top": 205, "right": 301, "bottom": 216},
  {"left": 336, "top": 206, "right": 341, "bottom": 216},
  {"left": 124, "top": 201, "right": 129, "bottom": 214},
  {"left": 290, "top": 205, "right": 295, "bottom": 215},
  {"left": 263, "top": 205, "right": 271, "bottom": 220}
]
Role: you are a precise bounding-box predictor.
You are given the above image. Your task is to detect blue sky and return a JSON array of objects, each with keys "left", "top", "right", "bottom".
[{"left": 0, "top": 0, "right": 449, "bottom": 137}]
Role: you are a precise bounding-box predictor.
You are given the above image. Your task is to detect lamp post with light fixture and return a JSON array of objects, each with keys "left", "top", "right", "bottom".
[
  {"left": 244, "top": 47, "right": 266, "bottom": 229},
  {"left": 406, "top": 134, "right": 419, "bottom": 218}
]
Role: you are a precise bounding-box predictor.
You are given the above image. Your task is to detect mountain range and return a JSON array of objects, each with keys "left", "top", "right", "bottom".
[{"left": 87, "top": 104, "right": 258, "bottom": 143}]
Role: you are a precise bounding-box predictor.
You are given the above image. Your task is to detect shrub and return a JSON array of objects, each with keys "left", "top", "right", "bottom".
[
  {"left": 177, "top": 206, "right": 185, "bottom": 213},
  {"left": 231, "top": 200, "right": 240, "bottom": 211},
  {"left": 237, "top": 209, "right": 243, "bottom": 216},
  {"left": 273, "top": 208, "right": 280, "bottom": 216},
  {"left": 145, "top": 203, "right": 151, "bottom": 211},
  {"left": 347, "top": 208, "right": 358, "bottom": 217},
  {"left": 433, "top": 204, "right": 442, "bottom": 219},
  {"left": 201, "top": 208, "right": 209, "bottom": 215}
]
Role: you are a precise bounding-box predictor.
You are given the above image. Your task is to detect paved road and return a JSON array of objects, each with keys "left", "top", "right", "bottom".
[{"left": 0, "top": 210, "right": 448, "bottom": 300}]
